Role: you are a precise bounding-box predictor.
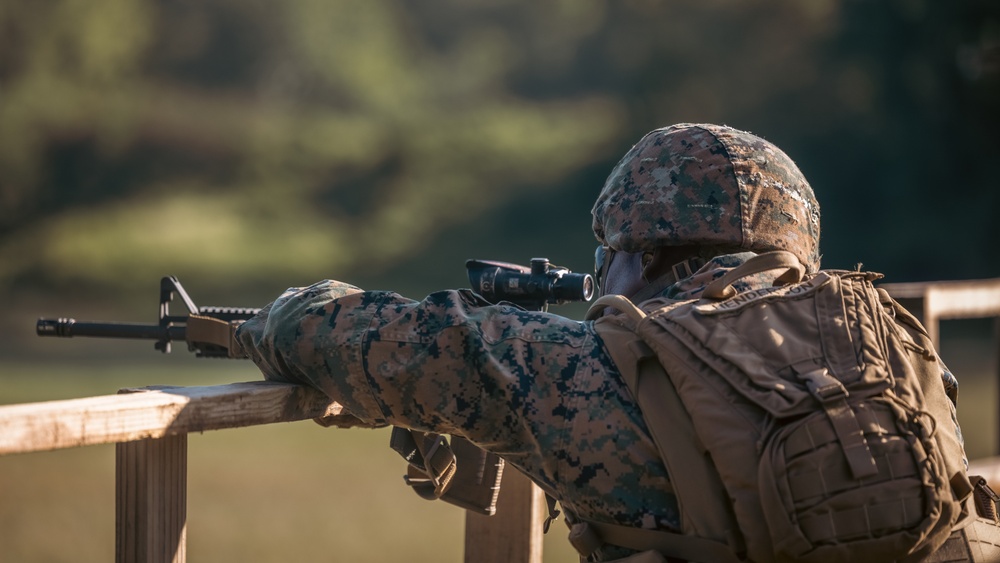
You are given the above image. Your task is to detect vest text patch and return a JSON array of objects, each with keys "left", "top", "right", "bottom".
[{"left": 695, "top": 272, "right": 832, "bottom": 315}]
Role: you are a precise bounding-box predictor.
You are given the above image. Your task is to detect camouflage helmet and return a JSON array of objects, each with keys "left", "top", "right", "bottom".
[{"left": 591, "top": 123, "right": 821, "bottom": 272}]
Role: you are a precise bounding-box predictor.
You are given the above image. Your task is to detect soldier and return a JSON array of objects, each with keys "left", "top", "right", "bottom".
[{"left": 236, "top": 123, "right": 981, "bottom": 562}]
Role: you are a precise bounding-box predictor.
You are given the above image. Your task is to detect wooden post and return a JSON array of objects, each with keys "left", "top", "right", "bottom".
[
  {"left": 464, "top": 469, "right": 546, "bottom": 563},
  {"left": 116, "top": 435, "right": 188, "bottom": 563}
]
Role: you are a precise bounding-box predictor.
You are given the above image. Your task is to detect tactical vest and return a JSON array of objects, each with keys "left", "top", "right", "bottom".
[{"left": 573, "top": 251, "right": 1000, "bottom": 563}]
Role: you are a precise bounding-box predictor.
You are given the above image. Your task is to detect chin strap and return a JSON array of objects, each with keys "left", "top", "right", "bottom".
[
  {"left": 633, "top": 257, "right": 706, "bottom": 302},
  {"left": 592, "top": 257, "right": 706, "bottom": 319}
]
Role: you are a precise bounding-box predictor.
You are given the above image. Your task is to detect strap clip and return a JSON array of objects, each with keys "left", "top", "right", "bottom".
[
  {"left": 799, "top": 368, "right": 849, "bottom": 403},
  {"left": 798, "top": 368, "right": 878, "bottom": 480},
  {"left": 568, "top": 522, "right": 603, "bottom": 559},
  {"left": 390, "top": 428, "right": 458, "bottom": 499}
]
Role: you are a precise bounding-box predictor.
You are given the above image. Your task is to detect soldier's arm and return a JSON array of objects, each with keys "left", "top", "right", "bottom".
[
  {"left": 236, "top": 279, "right": 680, "bottom": 531},
  {"left": 235, "top": 280, "right": 592, "bottom": 443}
]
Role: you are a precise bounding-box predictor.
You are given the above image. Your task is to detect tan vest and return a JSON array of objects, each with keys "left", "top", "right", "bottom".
[{"left": 571, "top": 251, "right": 995, "bottom": 563}]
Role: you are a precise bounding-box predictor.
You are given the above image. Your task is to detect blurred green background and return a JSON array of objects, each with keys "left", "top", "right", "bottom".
[{"left": 1, "top": 1, "right": 998, "bottom": 561}]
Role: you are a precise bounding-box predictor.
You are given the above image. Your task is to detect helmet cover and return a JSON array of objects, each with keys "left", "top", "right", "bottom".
[{"left": 591, "top": 123, "right": 821, "bottom": 272}]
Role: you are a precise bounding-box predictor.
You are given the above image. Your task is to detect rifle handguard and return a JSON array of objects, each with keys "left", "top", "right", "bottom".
[{"left": 186, "top": 314, "right": 245, "bottom": 358}]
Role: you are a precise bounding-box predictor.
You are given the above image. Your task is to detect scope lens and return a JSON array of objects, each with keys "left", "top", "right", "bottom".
[
  {"left": 582, "top": 275, "right": 594, "bottom": 301},
  {"left": 551, "top": 273, "right": 595, "bottom": 303}
]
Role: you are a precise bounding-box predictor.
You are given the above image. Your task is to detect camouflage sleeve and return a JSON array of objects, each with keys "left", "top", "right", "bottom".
[
  {"left": 235, "top": 280, "right": 592, "bottom": 451},
  {"left": 940, "top": 359, "right": 959, "bottom": 406},
  {"left": 237, "top": 280, "right": 681, "bottom": 532},
  {"left": 939, "top": 359, "right": 966, "bottom": 467},
  {"left": 235, "top": 280, "right": 365, "bottom": 387}
]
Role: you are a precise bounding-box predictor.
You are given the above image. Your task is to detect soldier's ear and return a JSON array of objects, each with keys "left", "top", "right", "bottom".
[
  {"left": 641, "top": 252, "right": 654, "bottom": 271},
  {"left": 641, "top": 248, "right": 674, "bottom": 283}
]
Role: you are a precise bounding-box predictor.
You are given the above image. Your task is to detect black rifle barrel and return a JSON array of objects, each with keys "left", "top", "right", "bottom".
[{"left": 36, "top": 318, "right": 186, "bottom": 341}]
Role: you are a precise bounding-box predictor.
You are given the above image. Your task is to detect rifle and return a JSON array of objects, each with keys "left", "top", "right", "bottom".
[
  {"left": 464, "top": 257, "right": 594, "bottom": 311},
  {"left": 36, "top": 258, "right": 594, "bottom": 515},
  {"left": 37, "top": 276, "right": 257, "bottom": 358},
  {"left": 36, "top": 258, "right": 594, "bottom": 357}
]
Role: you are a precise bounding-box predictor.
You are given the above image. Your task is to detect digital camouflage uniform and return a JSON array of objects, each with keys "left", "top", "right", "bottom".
[
  {"left": 237, "top": 124, "right": 963, "bottom": 561},
  {"left": 237, "top": 253, "right": 789, "bottom": 559}
]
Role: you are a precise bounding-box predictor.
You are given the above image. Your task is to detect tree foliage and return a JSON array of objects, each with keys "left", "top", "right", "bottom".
[{"left": 0, "top": 0, "right": 997, "bottom": 299}]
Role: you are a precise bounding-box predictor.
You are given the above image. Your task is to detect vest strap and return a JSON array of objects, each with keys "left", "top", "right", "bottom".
[
  {"left": 703, "top": 251, "right": 804, "bottom": 300},
  {"left": 590, "top": 316, "right": 746, "bottom": 559},
  {"left": 569, "top": 519, "right": 744, "bottom": 563}
]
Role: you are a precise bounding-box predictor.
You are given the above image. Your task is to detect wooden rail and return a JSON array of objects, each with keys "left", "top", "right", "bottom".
[
  {"left": 0, "top": 381, "right": 545, "bottom": 563},
  {"left": 0, "top": 382, "right": 346, "bottom": 455},
  {"left": 882, "top": 278, "right": 1000, "bottom": 454},
  {"left": 881, "top": 277, "right": 1000, "bottom": 348}
]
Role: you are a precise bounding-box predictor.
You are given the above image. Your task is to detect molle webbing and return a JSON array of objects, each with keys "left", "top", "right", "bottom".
[{"left": 796, "top": 368, "right": 878, "bottom": 479}]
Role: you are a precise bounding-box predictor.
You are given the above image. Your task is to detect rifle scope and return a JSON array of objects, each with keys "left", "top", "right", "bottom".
[{"left": 465, "top": 258, "right": 594, "bottom": 311}]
